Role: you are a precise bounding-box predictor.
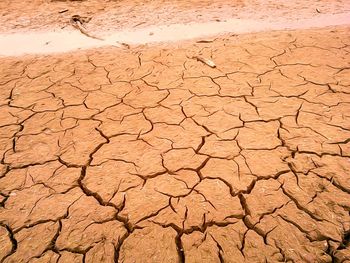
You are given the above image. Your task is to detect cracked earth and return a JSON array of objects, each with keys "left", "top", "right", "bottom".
[{"left": 1, "top": 22, "right": 350, "bottom": 263}]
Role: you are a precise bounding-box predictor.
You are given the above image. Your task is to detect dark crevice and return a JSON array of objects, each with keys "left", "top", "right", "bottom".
[
  {"left": 0, "top": 223, "right": 18, "bottom": 262},
  {"left": 210, "top": 234, "right": 225, "bottom": 263},
  {"left": 337, "top": 230, "right": 350, "bottom": 250},
  {"left": 175, "top": 233, "right": 185, "bottom": 263},
  {"left": 113, "top": 230, "right": 130, "bottom": 263}
]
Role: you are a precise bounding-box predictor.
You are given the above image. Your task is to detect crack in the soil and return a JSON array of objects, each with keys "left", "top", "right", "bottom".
[
  {"left": 0, "top": 223, "right": 17, "bottom": 263},
  {"left": 1, "top": 26, "right": 350, "bottom": 262}
]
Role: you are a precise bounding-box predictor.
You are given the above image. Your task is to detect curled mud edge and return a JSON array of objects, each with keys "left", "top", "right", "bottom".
[{"left": 1, "top": 12, "right": 350, "bottom": 56}]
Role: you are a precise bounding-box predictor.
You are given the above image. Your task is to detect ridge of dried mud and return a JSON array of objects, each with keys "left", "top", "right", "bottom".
[{"left": 0, "top": 26, "right": 350, "bottom": 262}]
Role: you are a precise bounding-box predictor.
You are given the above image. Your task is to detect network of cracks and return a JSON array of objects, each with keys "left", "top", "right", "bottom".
[{"left": 0, "top": 27, "right": 350, "bottom": 262}]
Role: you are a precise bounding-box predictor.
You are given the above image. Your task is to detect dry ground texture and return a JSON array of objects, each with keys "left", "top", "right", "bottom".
[
  {"left": 0, "top": 0, "right": 349, "bottom": 33},
  {"left": 0, "top": 25, "right": 350, "bottom": 262}
]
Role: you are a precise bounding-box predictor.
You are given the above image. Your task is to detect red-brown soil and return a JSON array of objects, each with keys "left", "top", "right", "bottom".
[{"left": 0, "top": 1, "right": 350, "bottom": 263}]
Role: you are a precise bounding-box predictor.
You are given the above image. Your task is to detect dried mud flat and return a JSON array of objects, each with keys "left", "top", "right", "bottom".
[{"left": 1, "top": 9, "right": 350, "bottom": 263}]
